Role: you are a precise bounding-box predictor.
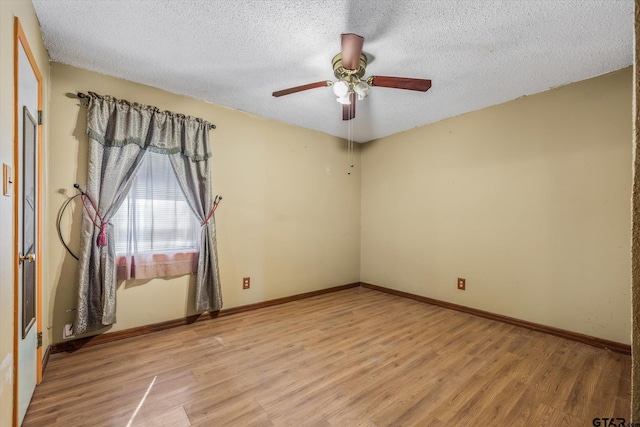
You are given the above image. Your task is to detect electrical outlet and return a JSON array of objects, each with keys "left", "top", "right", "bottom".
[
  {"left": 63, "top": 323, "right": 75, "bottom": 339},
  {"left": 243, "top": 277, "right": 250, "bottom": 289},
  {"left": 457, "top": 278, "right": 466, "bottom": 290}
]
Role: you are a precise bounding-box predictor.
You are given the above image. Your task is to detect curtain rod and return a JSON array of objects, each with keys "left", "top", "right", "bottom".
[{"left": 76, "top": 92, "right": 216, "bottom": 129}]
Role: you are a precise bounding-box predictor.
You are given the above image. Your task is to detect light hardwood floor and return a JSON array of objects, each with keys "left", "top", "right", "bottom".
[{"left": 24, "top": 287, "right": 631, "bottom": 426}]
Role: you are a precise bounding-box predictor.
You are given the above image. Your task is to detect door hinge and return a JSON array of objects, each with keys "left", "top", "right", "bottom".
[
  {"left": 37, "top": 332, "right": 42, "bottom": 348},
  {"left": 37, "top": 110, "right": 43, "bottom": 125}
]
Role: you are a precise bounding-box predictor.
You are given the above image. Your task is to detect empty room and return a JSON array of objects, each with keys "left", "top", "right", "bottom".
[{"left": 0, "top": 0, "right": 637, "bottom": 425}]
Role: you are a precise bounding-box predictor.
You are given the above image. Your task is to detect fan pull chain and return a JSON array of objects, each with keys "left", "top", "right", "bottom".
[
  {"left": 351, "top": 118, "right": 354, "bottom": 169},
  {"left": 347, "top": 117, "right": 354, "bottom": 175},
  {"left": 348, "top": 138, "right": 351, "bottom": 175}
]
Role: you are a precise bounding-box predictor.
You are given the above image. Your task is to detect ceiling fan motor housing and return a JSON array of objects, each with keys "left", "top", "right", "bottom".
[{"left": 332, "top": 53, "right": 368, "bottom": 82}]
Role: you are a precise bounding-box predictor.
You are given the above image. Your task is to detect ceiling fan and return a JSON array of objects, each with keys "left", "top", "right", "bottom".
[{"left": 272, "top": 33, "right": 432, "bottom": 121}]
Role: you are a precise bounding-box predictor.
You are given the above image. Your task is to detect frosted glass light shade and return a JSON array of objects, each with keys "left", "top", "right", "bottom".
[
  {"left": 333, "top": 81, "right": 349, "bottom": 97},
  {"left": 354, "top": 81, "right": 370, "bottom": 100}
]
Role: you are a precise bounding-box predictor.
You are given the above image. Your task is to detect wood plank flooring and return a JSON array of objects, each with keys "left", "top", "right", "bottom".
[{"left": 24, "top": 287, "right": 631, "bottom": 426}]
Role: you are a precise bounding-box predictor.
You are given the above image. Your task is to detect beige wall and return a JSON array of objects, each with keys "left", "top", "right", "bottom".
[
  {"left": 47, "top": 63, "right": 361, "bottom": 344},
  {"left": 361, "top": 68, "right": 632, "bottom": 344},
  {"left": 0, "top": 1, "right": 51, "bottom": 425}
]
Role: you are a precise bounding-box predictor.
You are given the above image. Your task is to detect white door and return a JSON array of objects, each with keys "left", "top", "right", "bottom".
[{"left": 15, "top": 18, "right": 42, "bottom": 425}]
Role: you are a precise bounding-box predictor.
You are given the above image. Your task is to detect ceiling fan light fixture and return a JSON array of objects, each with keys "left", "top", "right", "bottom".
[
  {"left": 332, "top": 80, "right": 349, "bottom": 97},
  {"left": 353, "top": 80, "right": 370, "bottom": 100},
  {"left": 336, "top": 96, "right": 351, "bottom": 105}
]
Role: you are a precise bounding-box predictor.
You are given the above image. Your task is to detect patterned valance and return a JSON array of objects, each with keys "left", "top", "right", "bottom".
[{"left": 84, "top": 92, "right": 214, "bottom": 161}]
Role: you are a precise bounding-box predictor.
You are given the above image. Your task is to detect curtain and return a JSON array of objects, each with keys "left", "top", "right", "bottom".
[
  {"left": 75, "top": 93, "right": 222, "bottom": 334},
  {"left": 169, "top": 151, "right": 222, "bottom": 312}
]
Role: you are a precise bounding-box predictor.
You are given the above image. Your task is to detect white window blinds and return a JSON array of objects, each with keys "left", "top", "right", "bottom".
[{"left": 113, "top": 151, "right": 199, "bottom": 255}]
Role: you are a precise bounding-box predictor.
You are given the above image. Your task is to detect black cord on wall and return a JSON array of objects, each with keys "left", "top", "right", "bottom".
[{"left": 56, "top": 184, "right": 85, "bottom": 260}]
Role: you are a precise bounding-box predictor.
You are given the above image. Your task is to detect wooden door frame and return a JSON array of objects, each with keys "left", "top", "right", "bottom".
[{"left": 13, "top": 17, "right": 43, "bottom": 426}]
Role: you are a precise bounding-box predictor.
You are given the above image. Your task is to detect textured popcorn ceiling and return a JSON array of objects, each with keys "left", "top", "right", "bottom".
[{"left": 32, "top": 0, "right": 633, "bottom": 142}]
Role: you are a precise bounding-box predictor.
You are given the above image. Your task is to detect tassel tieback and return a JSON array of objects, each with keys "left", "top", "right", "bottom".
[
  {"left": 201, "top": 195, "right": 222, "bottom": 226},
  {"left": 96, "top": 222, "right": 108, "bottom": 247},
  {"left": 81, "top": 193, "right": 109, "bottom": 247}
]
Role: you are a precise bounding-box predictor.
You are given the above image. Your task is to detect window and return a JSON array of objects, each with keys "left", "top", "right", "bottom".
[{"left": 113, "top": 151, "right": 200, "bottom": 280}]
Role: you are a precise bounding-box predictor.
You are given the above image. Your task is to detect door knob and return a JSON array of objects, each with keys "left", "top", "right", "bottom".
[{"left": 19, "top": 252, "right": 35, "bottom": 264}]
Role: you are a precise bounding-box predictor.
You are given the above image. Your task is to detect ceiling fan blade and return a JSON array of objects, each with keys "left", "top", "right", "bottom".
[
  {"left": 342, "top": 92, "right": 356, "bottom": 121},
  {"left": 272, "top": 81, "right": 332, "bottom": 97},
  {"left": 341, "top": 33, "right": 364, "bottom": 71},
  {"left": 369, "top": 76, "right": 432, "bottom": 92}
]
